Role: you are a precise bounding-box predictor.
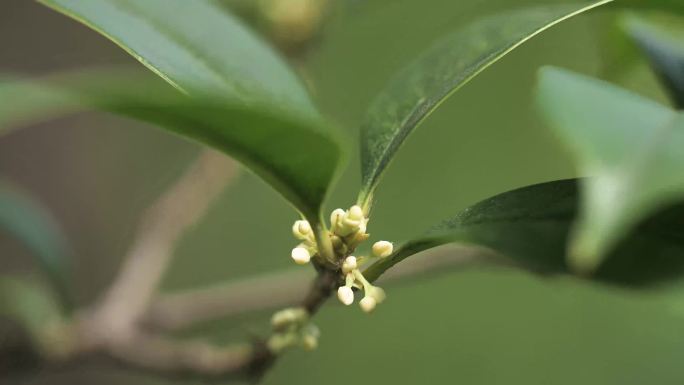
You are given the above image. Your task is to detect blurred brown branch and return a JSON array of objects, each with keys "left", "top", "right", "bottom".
[
  {"left": 90, "top": 149, "right": 238, "bottom": 336},
  {"left": 144, "top": 245, "right": 505, "bottom": 331},
  {"left": 0, "top": 149, "right": 279, "bottom": 381}
]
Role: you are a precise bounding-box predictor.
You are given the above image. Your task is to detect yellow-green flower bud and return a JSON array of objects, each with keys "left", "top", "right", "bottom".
[
  {"left": 342, "top": 256, "right": 357, "bottom": 274},
  {"left": 291, "top": 247, "right": 311, "bottom": 265},
  {"left": 292, "top": 220, "right": 312, "bottom": 240},
  {"left": 337, "top": 286, "right": 354, "bottom": 305},
  {"left": 372, "top": 240, "right": 394, "bottom": 258},
  {"left": 359, "top": 296, "right": 377, "bottom": 313}
]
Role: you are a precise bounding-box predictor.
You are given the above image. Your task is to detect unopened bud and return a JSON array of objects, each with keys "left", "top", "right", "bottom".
[
  {"left": 291, "top": 247, "right": 311, "bottom": 264},
  {"left": 330, "top": 208, "right": 345, "bottom": 230},
  {"left": 271, "top": 307, "right": 307, "bottom": 329},
  {"left": 302, "top": 334, "right": 318, "bottom": 350},
  {"left": 368, "top": 286, "right": 386, "bottom": 303},
  {"left": 348, "top": 205, "right": 364, "bottom": 221},
  {"left": 271, "top": 311, "right": 292, "bottom": 329},
  {"left": 337, "top": 286, "right": 354, "bottom": 305},
  {"left": 331, "top": 235, "right": 345, "bottom": 251},
  {"left": 301, "top": 323, "right": 320, "bottom": 350},
  {"left": 372, "top": 241, "right": 393, "bottom": 258},
  {"left": 342, "top": 256, "right": 357, "bottom": 274},
  {"left": 359, "top": 296, "right": 377, "bottom": 313},
  {"left": 292, "top": 220, "right": 312, "bottom": 239},
  {"left": 358, "top": 220, "right": 367, "bottom": 235}
]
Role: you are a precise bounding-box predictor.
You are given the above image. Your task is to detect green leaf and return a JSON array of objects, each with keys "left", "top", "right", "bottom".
[
  {"left": 38, "top": 0, "right": 315, "bottom": 114},
  {"left": 624, "top": 13, "right": 684, "bottom": 108},
  {"left": 0, "top": 277, "right": 66, "bottom": 354},
  {"left": 622, "top": 0, "right": 684, "bottom": 14},
  {"left": 363, "top": 179, "right": 684, "bottom": 288},
  {"left": 28, "top": 0, "right": 345, "bottom": 219},
  {"left": 0, "top": 181, "right": 73, "bottom": 311},
  {"left": 536, "top": 67, "right": 684, "bottom": 273},
  {"left": 358, "top": 1, "right": 613, "bottom": 208},
  {"left": 0, "top": 73, "right": 343, "bottom": 221},
  {"left": 0, "top": 74, "right": 84, "bottom": 136}
]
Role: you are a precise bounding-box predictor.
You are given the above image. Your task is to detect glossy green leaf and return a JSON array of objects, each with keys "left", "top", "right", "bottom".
[
  {"left": 625, "top": 13, "right": 684, "bottom": 108},
  {"left": 0, "top": 74, "right": 343, "bottom": 221},
  {"left": 29, "top": 0, "right": 345, "bottom": 219},
  {"left": 38, "top": 0, "right": 315, "bottom": 114},
  {"left": 358, "top": 1, "right": 613, "bottom": 208},
  {"left": 364, "top": 179, "right": 684, "bottom": 288},
  {"left": 537, "top": 67, "right": 684, "bottom": 273},
  {"left": 0, "top": 181, "right": 73, "bottom": 310}
]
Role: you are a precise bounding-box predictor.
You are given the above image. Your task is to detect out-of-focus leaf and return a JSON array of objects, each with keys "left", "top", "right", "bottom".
[
  {"left": 536, "top": 67, "right": 684, "bottom": 273},
  {"left": 622, "top": 0, "right": 684, "bottom": 14},
  {"left": 0, "top": 73, "right": 87, "bottom": 136},
  {"left": 0, "top": 277, "right": 66, "bottom": 359},
  {"left": 364, "top": 179, "right": 684, "bottom": 288},
  {"left": 0, "top": 181, "right": 73, "bottom": 310},
  {"left": 624, "top": 13, "right": 684, "bottom": 108},
  {"left": 0, "top": 74, "right": 343, "bottom": 221},
  {"left": 38, "top": 0, "right": 316, "bottom": 115},
  {"left": 597, "top": 14, "right": 642, "bottom": 82},
  {"left": 357, "top": 1, "right": 613, "bottom": 209}
]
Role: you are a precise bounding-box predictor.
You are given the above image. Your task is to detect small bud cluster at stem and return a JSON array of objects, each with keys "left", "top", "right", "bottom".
[
  {"left": 337, "top": 256, "right": 387, "bottom": 313},
  {"left": 268, "top": 307, "right": 320, "bottom": 352},
  {"left": 290, "top": 219, "right": 316, "bottom": 265},
  {"left": 287, "top": 205, "right": 395, "bottom": 314}
]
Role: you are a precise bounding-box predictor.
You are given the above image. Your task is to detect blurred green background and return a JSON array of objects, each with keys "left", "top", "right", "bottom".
[{"left": 1, "top": 0, "right": 683, "bottom": 384}]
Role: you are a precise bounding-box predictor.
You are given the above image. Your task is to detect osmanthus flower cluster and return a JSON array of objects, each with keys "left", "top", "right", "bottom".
[{"left": 291, "top": 205, "right": 393, "bottom": 313}]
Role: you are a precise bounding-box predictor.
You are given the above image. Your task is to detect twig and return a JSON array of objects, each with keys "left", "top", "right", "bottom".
[
  {"left": 144, "top": 269, "right": 314, "bottom": 331},
  {"left": 144, "top": 245, "right": 505, "bottom": 331},
  {"left": 90, "top": 149, "right": 238, "bottom": 335},
  {"left": 101, "top": 331, "right": 272, "bottom": 381}
]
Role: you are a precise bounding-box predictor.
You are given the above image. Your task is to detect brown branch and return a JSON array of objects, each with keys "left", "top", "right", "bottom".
[
  {"left": 143, "top": 269, "right": 314, "bottom": 331},
  {"left": 101, "top": 331, "right": 273, "bottom": 382},
  {"left": 144, "top": 245, "right": 505, "bottom": 332},
  {"left": 1, "top": 150, "right": 269, "bottom": 381},
  {"left": 1, "top": 227, "right": 502, "bottom": 381},
  {"left": 0, "top": 316, "right": 274, "bottom": 382},
  {"left": 90, "top": 149, "right": 238, "bottom": 335}
]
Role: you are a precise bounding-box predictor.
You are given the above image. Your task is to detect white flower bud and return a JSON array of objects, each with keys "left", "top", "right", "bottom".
[
  {"left": 358, "top": 220, "right": 367, "bottom": 235},
  {"left": 359, "top": 296, "right": 377, "bottom": 313},
  {"left": 348, "top": 205, "right": 364, "bottom": 221},
  {"left": 372, "top": 241, "right": 393, "bottom": 258},
  {"left": 330, "top": 209, "right": 345, "bottom": 229},
  {"left": 291, "top": 247, "right": 311, "bottom": 265},
  {"left": 337, "top": 217, "right": 360, "bottom": 236},
  {"left": 368, "top": 286, "right": 386, "bottom": 303},
  {"left": 271, "top": 311, "right": 291, "bottom": 329},
  {"left": 292, "top": 220, "right": 312, "bottom": 239},
  {"left": 271, "top": 307, "right": 307, "bottom": 329},
  {"left": 342, "top": 216, "right": 361, "bottom": 228},
  {"left": 301, "top": 323, "right": 320, "bottom": 351},
  {"left": 342, "top": 256, "right": 357, "bottom": 274},
  {"left": 337, "top": 286, "right": 354, "bottom": 305},
  {"left": 304, "top": 323, "right": 320, "bottom": 338},
  {"left": 302, "top": 334, "right": 318, "bottom": 351}
]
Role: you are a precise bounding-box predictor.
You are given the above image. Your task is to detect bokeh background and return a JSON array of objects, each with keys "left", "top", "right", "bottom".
[{"left": 1, "top": 0, "right": 683, "bottom": 384}]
